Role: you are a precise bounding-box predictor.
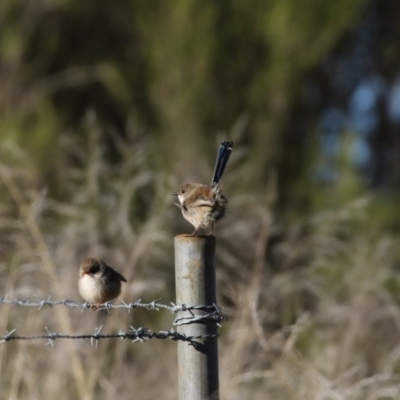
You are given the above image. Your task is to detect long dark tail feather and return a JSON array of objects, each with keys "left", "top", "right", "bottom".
[{"left": 211, "top": 141, "right": 233, "bottom": 186}]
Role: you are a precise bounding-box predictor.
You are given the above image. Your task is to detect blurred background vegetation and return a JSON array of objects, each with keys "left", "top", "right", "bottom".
[{"left": 1, "top": 0, "right": 400, "bottom": 399}]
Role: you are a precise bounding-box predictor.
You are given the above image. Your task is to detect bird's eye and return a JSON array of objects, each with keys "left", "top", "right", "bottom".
[{"left": 181, "top": 189, "right": 186, "bottom": 194}]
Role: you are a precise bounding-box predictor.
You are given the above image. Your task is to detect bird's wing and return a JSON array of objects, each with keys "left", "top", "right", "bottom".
[
  {"left": 115, "top": 270, "right": 128, "bottom": 283},
  {"left": 100, "top": 261, "right": 127, "bottom": 282},
  {"left": 188, "top": 197, "right": 214, "bottom": 208}
]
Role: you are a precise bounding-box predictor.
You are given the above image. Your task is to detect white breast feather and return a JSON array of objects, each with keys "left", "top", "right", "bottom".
[
  {"left": 78, "top": 274, "right": 103, "bottom": 303},
  {"left": 178, "top": 194, "right": 185, "bottom": 204}
]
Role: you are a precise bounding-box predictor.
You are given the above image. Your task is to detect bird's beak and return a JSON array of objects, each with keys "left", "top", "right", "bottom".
[
  {"left": 174, "top": 203, "right": 182, "bottom": 209},
  {"left": 172, "top": 192, "right": 178, "bottom": 196}
]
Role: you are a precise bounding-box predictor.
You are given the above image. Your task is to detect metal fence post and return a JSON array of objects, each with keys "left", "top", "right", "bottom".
[{"left": 174, "top": 234, "right": 219, "bottom": 400}]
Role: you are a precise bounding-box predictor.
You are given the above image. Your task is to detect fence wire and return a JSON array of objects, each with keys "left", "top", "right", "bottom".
[
  {"left": 0, "top": 326, "right": 218, "bottom": 348},
  {"left": 0, "top": 296, "right": 224, "bottom": 346}
]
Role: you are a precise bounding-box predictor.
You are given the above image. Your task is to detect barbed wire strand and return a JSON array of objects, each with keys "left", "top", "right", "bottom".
[
  {"left": 0, "top": 326, "right": 219, "bottom": 348},
  {"left": 0, "top": 296, "right": 224, "bottom": 326}
]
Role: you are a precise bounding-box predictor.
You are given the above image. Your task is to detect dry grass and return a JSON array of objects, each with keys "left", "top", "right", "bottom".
[{"left": 1, "top": 128, "right": 400, "bottom": 400}]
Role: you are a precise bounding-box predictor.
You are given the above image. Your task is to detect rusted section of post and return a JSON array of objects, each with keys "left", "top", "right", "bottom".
[{"left": 174, "top": 234, "right": 219, "bottom": 400}]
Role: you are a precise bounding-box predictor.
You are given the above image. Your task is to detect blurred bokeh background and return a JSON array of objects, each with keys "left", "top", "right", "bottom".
[{"left": 1, "top": 1, "right": 400, "bottom": 399}]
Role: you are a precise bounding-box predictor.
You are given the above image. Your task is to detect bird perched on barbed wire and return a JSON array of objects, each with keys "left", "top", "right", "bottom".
[
  {"left": 78, "top": 258, "right": 127, "bottom": 309},
  {"left": 173, "top": 140, "right": 233, "bottom": 236}
]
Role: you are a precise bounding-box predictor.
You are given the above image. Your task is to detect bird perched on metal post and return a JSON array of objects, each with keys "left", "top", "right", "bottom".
[
  {"left": 173, "top": 141, "right": 233, "bottom": 236},
  {"left": 78, "top": 258, "right": 127, "bottom": 309}
]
